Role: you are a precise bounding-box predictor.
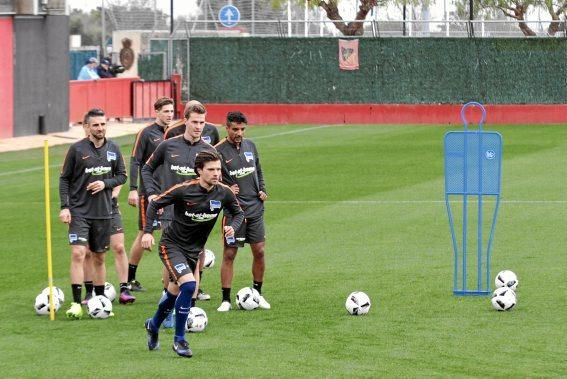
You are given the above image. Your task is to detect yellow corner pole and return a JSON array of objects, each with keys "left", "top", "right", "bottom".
[{"left": 44, "top": 140, "right": 55, "bottom": 321}]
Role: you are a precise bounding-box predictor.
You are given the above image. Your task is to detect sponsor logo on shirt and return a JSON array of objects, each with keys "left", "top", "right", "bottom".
[
  {"left": 170, "top": 164, "right": 195, "bottom": 176},
  {"left": 229, "top": 166, "right": 255, "bottom": 179},
  {"left": 184, "top": 211, "right": 218, "bottom": 222},
  {"left": 85, "top": 166, "right": 112, "bottom": 175},
  {"left": 244, "top": 151, "right": 254, "bottom": 162},
  {"left": 209, "top": 200, "right": 221, "bottom": 211},
  {"left": 107, "top": 151, "right": 117, "bottom": 161}
]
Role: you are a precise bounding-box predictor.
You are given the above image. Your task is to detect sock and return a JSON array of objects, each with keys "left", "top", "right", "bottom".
[
  {"left": 191, "top": 298, "right": 196, "bottom": 307},
  {"left": 222, "top": 287, "right": 231, "bottom": 302},
  {"left": 199, "top": 271, "right": 204, "bottom": 284},
  {"left": 174, "top": 281, "right": 196, "bottom": 342},
  {"left": 94, "top": 285, "right": 105, "bottom": 296},
  {"left": 151, "top": 291, "right": 177, "bottom": 330},
  {"left": 120, "top": 283, "right": 128, "bottom": 293},
  {"left": 72, "top": 284, "right": 82, "bottom": 303},
  {"left": 84, "top": 281, "right": 94, "bottom": 297},
  {"left": 128, "top": 264, "right": 137, "bottom": 282},
  {"left": 253, "top": 281, "right": 263, "bottom": 295}
]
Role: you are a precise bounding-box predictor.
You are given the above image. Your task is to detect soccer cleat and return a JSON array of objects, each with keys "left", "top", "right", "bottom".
[
  {"left": 119, "top": 290, "right": 136, "bottom": 304},
  {"left": 128, "top": 280, "right": 146, "bottom": 292},
  {"left": 172, "top": 340, "right": 193, "bottom": 358},
  {"left": 145, "top": 319, "right": 160, "bottom": 351},
  {"left": 81, "top": 292, "right": 93, "bottom": 305},
  {"left": 197, "top": 289, "right": 211, "bottom": 301},
  {"left": 257, "top": 295, "right": 271, "bottom": 310},
  {"left": 217, "top": 301, "right": 231, "bottom": 312},
  {"left": 163, "top": 310, "right": 175, "bottom": 329},
  {"left": 65, "top": 302, "right": 84, "bottom": 319}
]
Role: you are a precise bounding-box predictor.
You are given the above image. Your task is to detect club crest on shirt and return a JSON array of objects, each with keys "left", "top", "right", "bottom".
[
  {"left": 69, "top": 234, "right": 78, "bottom": 243},
  {"left": 174, "top": 263, "right": 187, "bottom": 273},
  {"left": 107, "top": 151, "right": 117, "bottom": 162},
  {"left": 202, "top": 136, "right": 211, "bottom": 144},
  {"left": 210, "top": 200, "right": 221, "bottom": 211},
  {"left": 244, "top": 151, "right": 254, "bottom": 162}
]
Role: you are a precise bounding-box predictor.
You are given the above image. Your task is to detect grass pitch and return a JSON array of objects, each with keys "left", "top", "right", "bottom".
[{"left": 0, "top": 124, "right": 565, "bottom": 377}]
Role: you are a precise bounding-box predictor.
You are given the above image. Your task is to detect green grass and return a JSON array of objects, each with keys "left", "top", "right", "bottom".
[{"left": 1, "top": 124, "right": 566, "bottom": 377}]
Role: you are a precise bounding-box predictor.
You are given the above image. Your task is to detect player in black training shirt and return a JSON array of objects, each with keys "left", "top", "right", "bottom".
[
  {"left": 59, "top": 108, "right": 127, "bottom": 319},
  {"left": 126, "top": 97, "right": 174, "bottom": 292},
  {"left": 142, "top": 151, "right": 244, "bottom": 358},
  {"left": 214, "top": 111, "right": 271, "bottom": 312}
]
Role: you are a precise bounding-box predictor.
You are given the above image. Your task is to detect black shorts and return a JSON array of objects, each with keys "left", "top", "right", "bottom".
[
  {"left": 68, "top": 217, "right": 111, "bottom": 253},
  {"left": 138, "top": 194, "right": 161, "bottom": 231},
  {"left": 111, "top": 203, "right": 124, "bottom": 235},
  {"left": 159, "top": 242, "right": 199, "bottom": 282},
  {"left": 223, "top": 213, "right": 266, "bottom": 248}
]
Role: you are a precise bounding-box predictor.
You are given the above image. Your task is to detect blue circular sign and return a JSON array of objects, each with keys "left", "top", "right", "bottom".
[{"left": 218, "top": 5, "right": 240, "bottom": 28}]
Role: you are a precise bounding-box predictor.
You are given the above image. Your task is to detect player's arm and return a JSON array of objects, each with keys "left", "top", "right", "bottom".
[
  {"left": 141, "top": 185, "right": 179, "bottom": 249},
  {"left": 223, "top": 188, "right": 245, "bottom": 235},
  {"left": 58, "top": 146, "right": 76, "bottom": 223},
  {"left": 211, "top": 126, "right": 220, "bottom": 146},
  {"left": 128, "top": 129, "right": 146, "bottom": 206},
  {"left": 254, "top": 146, "right": 267, "bottom": 200},
  {"left": 141, "top": 143, "right": 165, "bottom": 199}
]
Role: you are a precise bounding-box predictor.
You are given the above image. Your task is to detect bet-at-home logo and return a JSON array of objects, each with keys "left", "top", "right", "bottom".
[
  {"left": 184, "top": 212, "right": 217, "bottom": 222},
  {"left": 171, "top": 164, "right": 195, "bottom": 176},
  {"left": 229, "top": 166, "right": 255, "bottom": 178},
  {"left": 85, "top": 166, "right": 112, "bottom": 175}
]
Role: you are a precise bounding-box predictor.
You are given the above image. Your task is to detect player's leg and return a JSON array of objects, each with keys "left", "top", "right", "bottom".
[
  {"left": 218, "top": 245, "right": 238, "bottom": 311},
  {"left": 196, "top": 250, "right": 210, "bottom": 301},
  {"left": 111, "top": 231, "right": 136, "bottom": 304},
  {"left": 171, "top": 256, "right": 197, "bottom": 358},
  {"left": 82, "top": 249, "right": 94, "bottom": 305},
  {"left": 128, "top": 195, "right": 150, "bottom": 291},
  {"left": 248, "top": 215, "right": 270, "bottom": 309},
  {"left": 161, "top": 266, "right": 175, "bottom": 329},
  {"left": 90, "top": 219, "right": 111, "bottom": 301},
  {"left": 66, "top": 218, "right": 89, "bottom": 319}
]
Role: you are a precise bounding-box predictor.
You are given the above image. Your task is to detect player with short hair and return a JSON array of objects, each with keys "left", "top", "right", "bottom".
[
  {"left": 126, "top": 96, "right": 174, "bottom": 292},
  {"left": 214, "top": 111, "right": 271, "bottom": 312},
  {"left": 59, "top": 108, "right": 127, "bottom": 319},
  {"left": 142, "top": 150, "right": 244, "bottom": 358},
  {"left": 164, "top": 99, "right": 220, "bottom": 301}
]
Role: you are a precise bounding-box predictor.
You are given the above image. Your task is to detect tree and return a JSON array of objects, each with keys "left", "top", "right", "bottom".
[
  {"left": 311, "top": 0, "right": 383, "bottom": 35},
  {"left": 480, "top": 0, "right": 538, "bottom": 36},
  {"left": 543, "top": 0, "right": 567, "bottom": 35}
]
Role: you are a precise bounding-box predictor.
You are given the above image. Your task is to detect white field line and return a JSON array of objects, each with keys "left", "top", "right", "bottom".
[
  {"left": 0, "top": 125, "right": 332, "bottom": 177},
  {"left": 268, "top": 200, "right": 567, "bottom": 205}
]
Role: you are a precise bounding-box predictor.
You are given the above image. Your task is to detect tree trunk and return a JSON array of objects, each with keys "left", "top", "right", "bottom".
[{"left": 318, "top": 0, "right": 377, "bottom": 36}]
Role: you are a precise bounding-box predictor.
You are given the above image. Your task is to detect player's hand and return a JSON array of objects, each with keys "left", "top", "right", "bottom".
[
  {"left": 86, "top": 180, "right": 105, "bottom": 194},
  {"left": 223, "top": 226, "right": 235, "bottom": 237},
  {"left": 59, "top": 209, "right": 71, "bottom": 224},
  {"left": 258, "top": 191, "right": 268, "bottom": 201},
  {"left": 230, "top": 184, "right": 240, "bottom": 195},
  {"left": 128, "top": 190, "right": 139, "bottom": 207},
  {"left": 141, "top": 233, "right": 154, "bottom": 250}
]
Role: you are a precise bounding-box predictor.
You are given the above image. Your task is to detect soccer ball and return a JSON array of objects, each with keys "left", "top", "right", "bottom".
[
  {"left": 494, "top": 270, "right": 519, "bottom": 291},
  {"left": 203, "top": 249, "right": 215, "bottom": 269},
  {"left": 235, "top": 287, "right": 260, "bottom": 310},
  {"left": 345, "top": 291, "right": 372, "bottom": 315},
  {"left": 186, "top": 306, "right": 208, "bottom": 333},
  {"left": 104, "top": 282, "right": 117, "bottom": 302},
  {"left": 87, "top": 295, "right": 113, "bottom": 319},
  {"left": 41, "top": 286, "right": 65, "bottom": 305},
  {"left": 491, "top": 287, "right": 517, "bottom": 311},
  {"left": 34, "top": 292, "right": 61, "bottom": 315}
]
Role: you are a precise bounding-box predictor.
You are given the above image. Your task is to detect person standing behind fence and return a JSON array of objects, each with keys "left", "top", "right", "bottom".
[
  {"left": 214, "top": 111, "right": 271, "bottom": 312},
  {"left": 126, "top": 97, "right": 174, "bottom": 292},
  {"left": 77, "top": 57, "right": 100, "bottom": 80},
  {"left": 59, "top": 108, "right": 127, "bottom": 319}
]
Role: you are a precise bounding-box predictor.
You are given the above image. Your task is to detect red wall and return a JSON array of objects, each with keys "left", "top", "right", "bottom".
[
  {"left": 202, "top": 104, "right": 567, "bottom": 126},
  {"left": 0, "top": 18, "right": 14, "bottom": 138}
]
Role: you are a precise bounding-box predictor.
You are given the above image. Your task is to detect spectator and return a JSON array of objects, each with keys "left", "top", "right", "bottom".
[
  {"left": 97, "top": 58, "right": 115, "bottom": 79},
  {"left": 77, "top": 57, "right": 100, "bottom": 80}
]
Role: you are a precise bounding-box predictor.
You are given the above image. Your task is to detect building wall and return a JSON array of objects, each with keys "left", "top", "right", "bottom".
[{"left": 0, "top": 17, "right": 13, "bottom": 138}]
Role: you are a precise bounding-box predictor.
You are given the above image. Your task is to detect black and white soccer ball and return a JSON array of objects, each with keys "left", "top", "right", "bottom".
[
  {"left": 185, "top": 306, "right": 208, "bottom": 332},
  {"left": 104, "top": 282, "right": 117, "bottom": 302},
  {"left": 491, "top": 287, "right": 517, "bottom": 311},
  {"left": 235, "top": 287, "right": 260, "bottom": 310},
  {"left": 34, "top": 292, "right": 61, "bottom": 315},
  {"left": 494, "top": 270, "right": 518, "bottom": 291},
  {"left": 203, "top": 249, "right": 215, "bottom": 269},
  {"left": 87, "top": 295, "right": 113, "bottom": 319},
  {"left": 345, "top": 291, "right": 371, "bottom": 315},
  {"left": 41, "top": 286, "right": 65, "bottom": 305}
]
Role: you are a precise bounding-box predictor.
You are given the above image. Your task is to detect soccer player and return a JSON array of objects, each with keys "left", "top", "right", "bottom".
[
  {"left": 164, "top": 100, "right": 220, "bottom": 145},
  {"left": 142, "top": 102, "right": 216, "bottom": 308},
  {"left": 59, "top": 108, "right": 127, "bottom": 319},
  {"left": 215, "top": 111, "right": 271, "bottom": 312},
  {"left": 142, "top": 151, "right": 244, "bottom": 358},
  {"left": 126, "top": 97, "right": 174, "bottom": 292},
  {"left": 80, "top": 120, "right": 135, "bottom": 305},
  {"left": 164, "top": 99, "right": 220, "bottom": 301}
]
